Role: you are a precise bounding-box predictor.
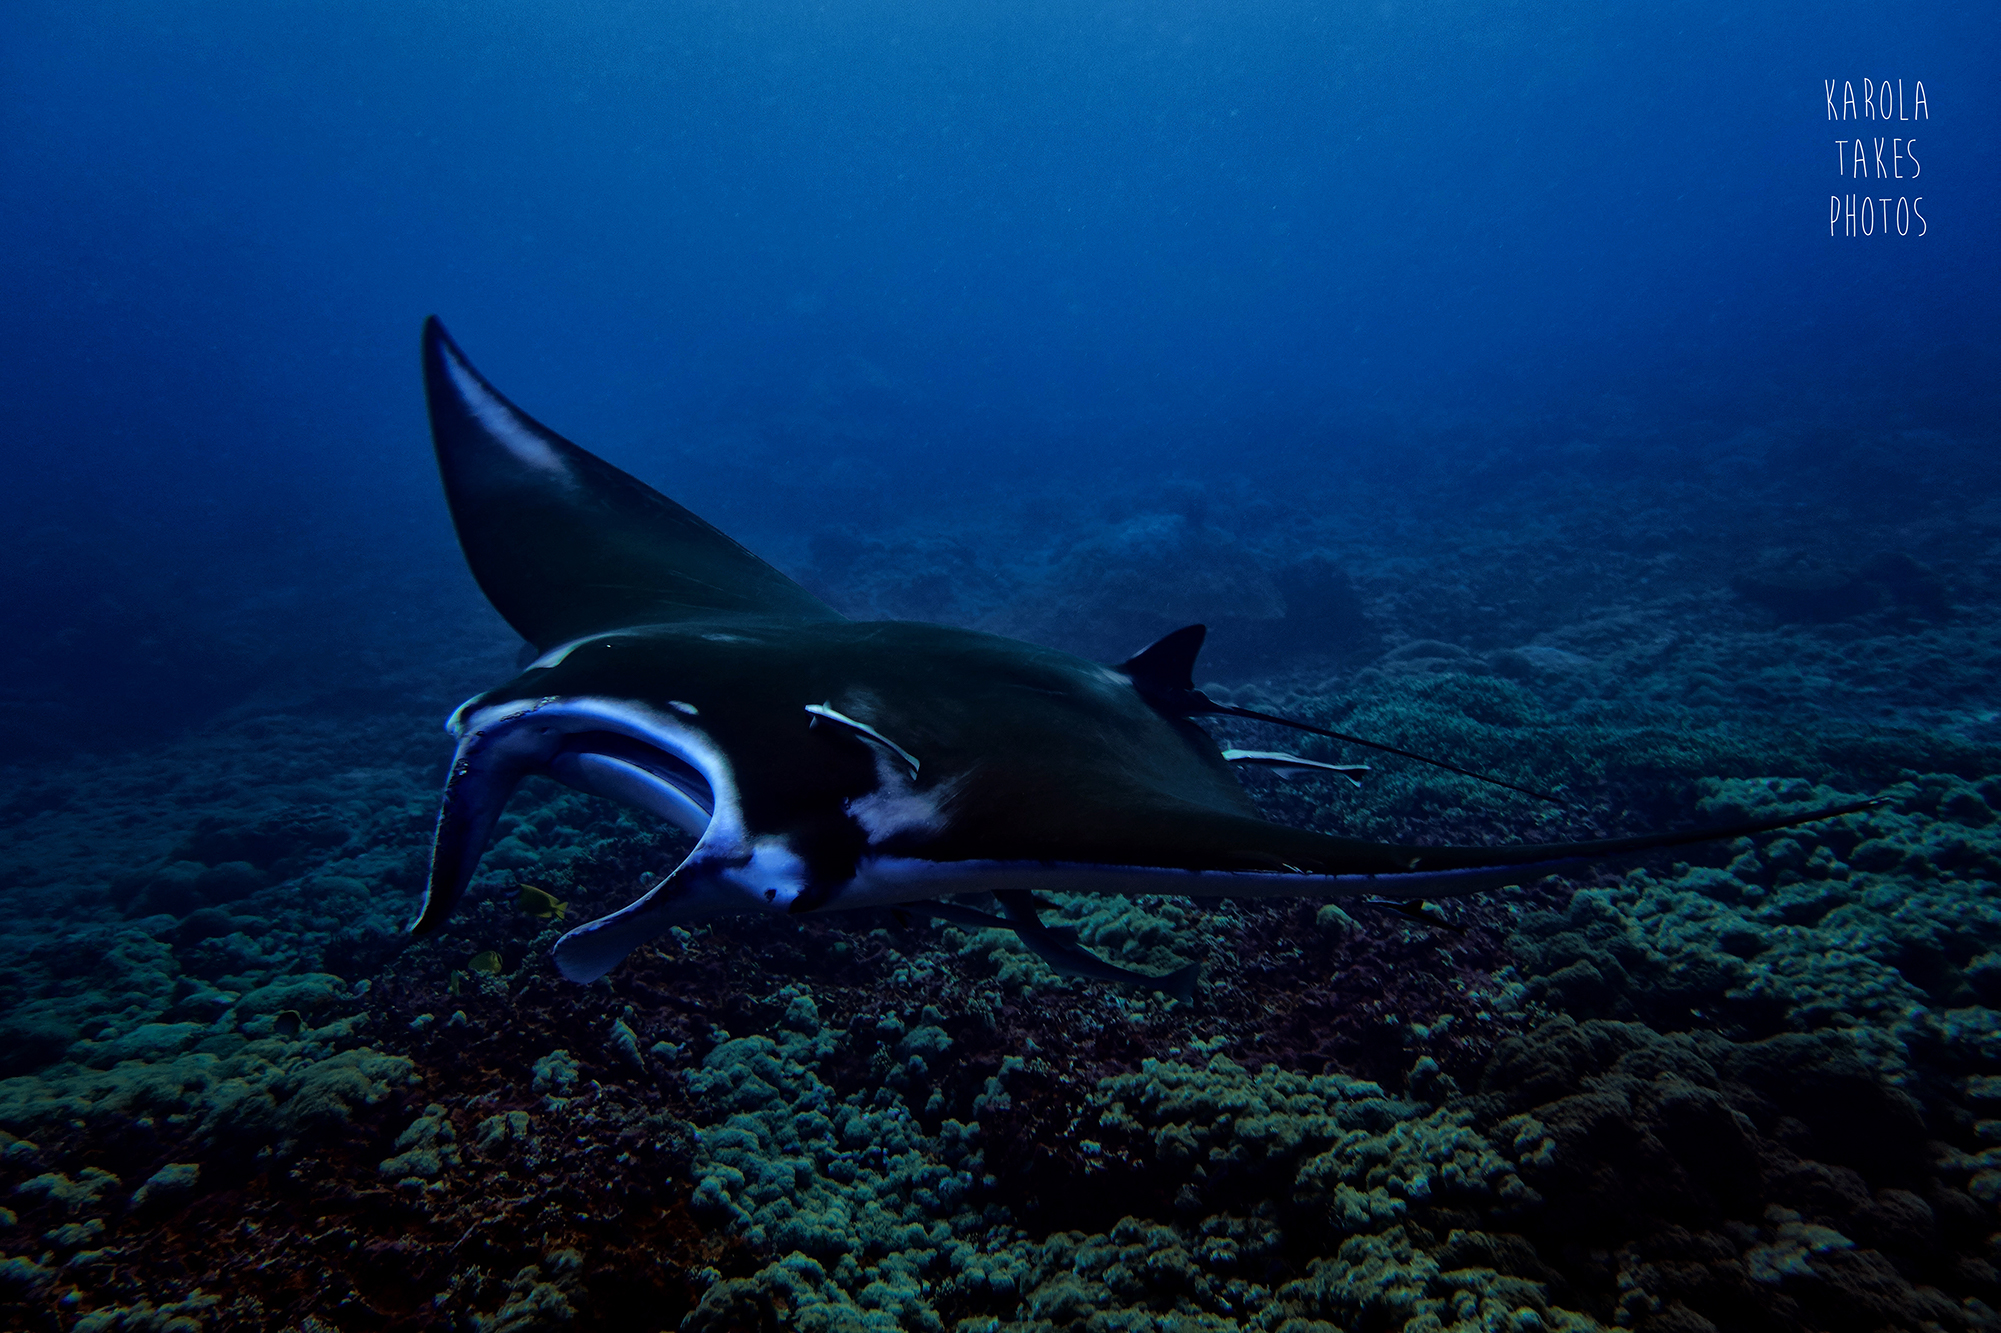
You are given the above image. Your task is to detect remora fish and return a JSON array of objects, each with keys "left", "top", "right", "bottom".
[{"left": 411, "top": 318, "right": 1876, "bottom": 991}]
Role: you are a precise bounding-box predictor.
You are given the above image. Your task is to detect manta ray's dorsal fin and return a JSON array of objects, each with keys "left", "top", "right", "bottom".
[
  {"left": 1119, "top": 624, "right": 1210, "bottom": 708},
  {"left": 423, "top": 318, "right": 841, "bottom": 648},
  {"left": 1118, "top": 622, "right": 1563, "bottom": 804}
]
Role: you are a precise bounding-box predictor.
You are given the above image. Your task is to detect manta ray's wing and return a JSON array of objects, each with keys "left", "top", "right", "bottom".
[{"left": 423, "top": 317, "right": 839, "bottom": 648}]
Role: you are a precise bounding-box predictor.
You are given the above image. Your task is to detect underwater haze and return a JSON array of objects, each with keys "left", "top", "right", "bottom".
[
  {"left": 4, "top": 0, "right": 1997, "bottom": 748},
  {"left": 4, "top": 0, "right": 2001, "bottom": 1329}
]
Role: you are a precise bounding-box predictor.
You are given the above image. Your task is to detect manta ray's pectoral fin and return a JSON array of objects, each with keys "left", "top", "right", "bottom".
[
  {"left": 423, "top": 317, "right": 840, "bottom": 647},
  {"left": 1224, "top": 749, "right": 1371, "bottom": 787},
  {"left": 993, "top": 890, "right": 1202, "bottom": 1003}
]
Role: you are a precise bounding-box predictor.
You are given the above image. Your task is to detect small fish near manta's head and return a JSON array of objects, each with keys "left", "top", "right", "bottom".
[
  {"left": 516, "top": 884, "right": 567, "bottom": 921},
  {"left": 409, "top": 317, "right": 1880, "bottom": 994}
]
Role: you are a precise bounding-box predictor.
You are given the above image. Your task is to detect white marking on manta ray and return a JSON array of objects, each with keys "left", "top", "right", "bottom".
[
  {"left": 440, "top": 351, "right": 572, "bottom": 478},
  {"left": 805, "top": 702, "right": 921, "bottom": 777},
  {"left": 845, "top": 752, "right": 961, "bottom": 843},
  {"left": 738, "top": 837, "right": 810, "bottom": 906},
  {"left": 668, "top": 700, "right": 699, "bottom": 715}
]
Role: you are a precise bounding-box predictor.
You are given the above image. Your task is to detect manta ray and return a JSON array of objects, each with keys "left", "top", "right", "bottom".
[{"left": 411, "top": 318, "right": 1873, "bottom": 996}]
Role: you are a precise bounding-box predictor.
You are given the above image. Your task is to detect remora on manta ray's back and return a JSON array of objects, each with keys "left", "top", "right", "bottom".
[{"left": 411, "top": 318, "right": 1877, "bottom": 996}]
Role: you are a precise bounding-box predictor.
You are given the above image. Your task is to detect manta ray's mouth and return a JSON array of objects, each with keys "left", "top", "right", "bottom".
[
  {"left": 544, "top": 731, "right": 714, "bottom": 835},
  {"left": 412, "top": 695, "right": 731, "bottom": 935}
]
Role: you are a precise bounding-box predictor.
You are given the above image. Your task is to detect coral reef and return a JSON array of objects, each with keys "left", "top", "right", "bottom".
[
  {"left": 6, "top": 424, "right": 2001, "bottom": 1328},
  {"left": 7, "top": 735, "right": 2001, "bottom": 1329}
]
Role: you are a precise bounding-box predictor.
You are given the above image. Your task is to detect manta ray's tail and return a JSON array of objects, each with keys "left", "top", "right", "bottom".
[
  {"left": 1374, "top": 798, "right": 1884, "bottom": 879},
  {"left": 1209, "top": 797, "right": 1886, "bottom": 910}
]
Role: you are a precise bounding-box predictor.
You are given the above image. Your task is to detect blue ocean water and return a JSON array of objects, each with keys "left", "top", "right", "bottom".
[{"left": 2, "top": 1, "right": 1999, "bottom": 1328}]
